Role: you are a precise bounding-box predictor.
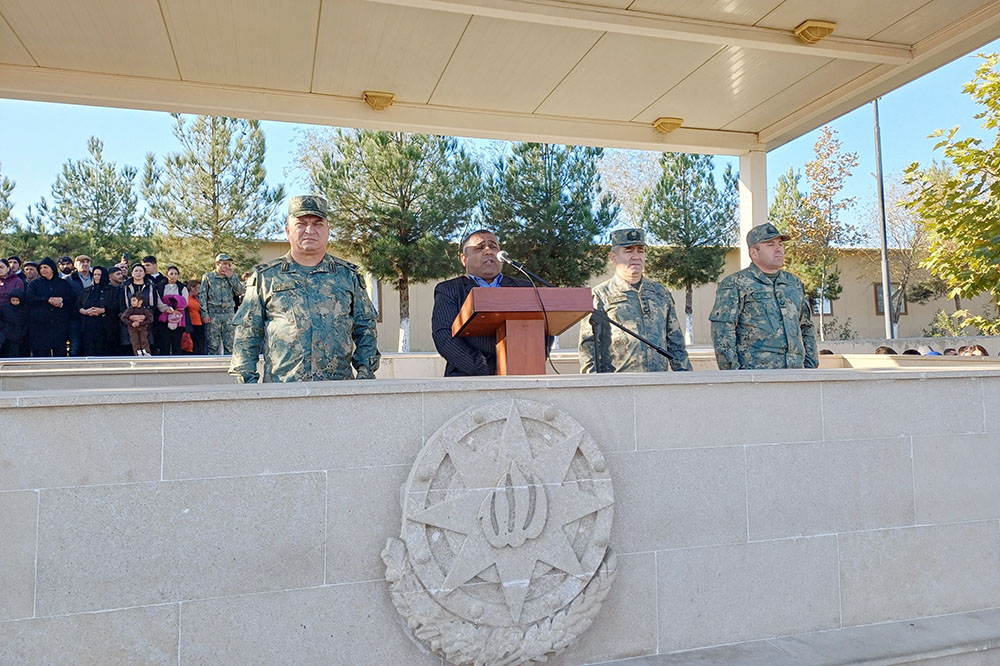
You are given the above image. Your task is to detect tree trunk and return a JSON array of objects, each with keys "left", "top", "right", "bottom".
[
  {"left": 398, "top": 275, "right": 410, "bottom": 353},
  {"left": 685, "top": 282, "right": 694, "bottom": 345},
  {"left": 954, "top": 294, "right": 962, "bottom": 311}
]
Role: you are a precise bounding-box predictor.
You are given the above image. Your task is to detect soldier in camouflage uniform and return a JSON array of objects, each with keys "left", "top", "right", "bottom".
[
  {"left": 229, "top": 195, "right": 380, "bottom": 383},
  {"left": 709, "top": 223, "right": 818, "bottom": 370},
  {"left": 579, "top": 228, "right": 691, "bottom": 373},
  {"left": 200, "top": 253, "right": 245, "bottom": 355}
]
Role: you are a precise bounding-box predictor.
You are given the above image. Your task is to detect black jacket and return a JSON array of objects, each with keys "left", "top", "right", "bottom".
[
  {"left": 431, "top": 274, "right": 538, "bottom": 377},
  {"left": 25, "top": 258, "right": 75, "bottom": 351}
]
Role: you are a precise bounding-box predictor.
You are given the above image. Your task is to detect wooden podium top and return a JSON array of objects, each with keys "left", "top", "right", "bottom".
[{"left": 452, "top": 287, "right": 593, "bottom": 338}]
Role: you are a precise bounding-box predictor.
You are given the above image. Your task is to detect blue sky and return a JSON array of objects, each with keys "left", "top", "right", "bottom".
[{"left": 1, "top": 39, "right": 998, "bottom": 224}]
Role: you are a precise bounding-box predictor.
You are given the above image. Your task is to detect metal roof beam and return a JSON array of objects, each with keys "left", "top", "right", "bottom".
[{"left": 365, "top": 0, "right": 913, "bottom": 65}]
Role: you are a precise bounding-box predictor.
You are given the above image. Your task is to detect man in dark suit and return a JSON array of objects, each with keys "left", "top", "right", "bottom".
[{"left": 431, "top": 229, "right": 534, "bottom": 376}]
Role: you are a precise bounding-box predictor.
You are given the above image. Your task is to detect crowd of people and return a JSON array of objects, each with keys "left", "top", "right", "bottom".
[{"left": 0, "top": 253, "right": 223, "bottom": 358}]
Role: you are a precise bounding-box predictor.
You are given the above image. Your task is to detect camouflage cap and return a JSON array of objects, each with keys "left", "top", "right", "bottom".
[
  {"left": 215, "top": 253, "right": 232, "bottom": 263},
  {"left": 610, "top": 228, "right": 646, "bottom": 248},
  {"left": 746, "top": 223, "right": 790, "bottom": 247},
  {"left": 288, "top": 195, "right": 328, "bottom": 220}
]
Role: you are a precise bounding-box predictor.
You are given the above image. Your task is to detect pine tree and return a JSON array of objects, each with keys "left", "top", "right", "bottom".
[
  {"left": 482, "top": 143, "right": 617, "bottom": 287},
  {"left": 24, "top": 138, "right": 148, "bottom": 265},
  {"left": 309, "top": 130, "right": 482, "bottom": 352},
  {"left": 0, "top": 163, "right": 14, "bottom": 234},
  {"left": 641, "top": 153, "right": 737, "bottom": 344},
  {"left": 143, "top": 115, "right": 284, "bottom": 274}
]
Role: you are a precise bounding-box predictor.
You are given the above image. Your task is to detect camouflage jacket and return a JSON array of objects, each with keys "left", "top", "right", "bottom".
[
  {"left": 229, "top": 253, "right": 380, "bottom": 383},
  {"left": 579, "top": 275, "right": 691, "bottom": 373},
  {"left": 200, "top": 270, "right": 245, "bottom": 314},
  {"left": 709, "top": 263, "right": 818, "bottom": 370}
]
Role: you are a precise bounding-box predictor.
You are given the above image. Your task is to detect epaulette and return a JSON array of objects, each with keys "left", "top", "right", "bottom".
[
  {"left": 255, "top": 257, "right": 284, "bottom": 273},
  {"left": 330, "top": 255, "right": 361, "bottom": 273}
]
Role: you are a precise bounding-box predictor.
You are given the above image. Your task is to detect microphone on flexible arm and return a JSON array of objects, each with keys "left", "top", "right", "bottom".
[{"left": 495, "top": 251, "right": 674, "bottom": 364}]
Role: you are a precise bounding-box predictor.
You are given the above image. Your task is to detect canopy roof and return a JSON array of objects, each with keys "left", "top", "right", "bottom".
[{"left": 2, "top": 0, "right": 1000, "bottom": 154}]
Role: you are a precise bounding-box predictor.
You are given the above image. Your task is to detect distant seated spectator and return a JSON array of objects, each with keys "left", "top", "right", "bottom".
[
  {"left": 874, "top": 346, "right": 897, "bottom": 355},
  {"left": 961, "top": 344, "right": 989, "bottom": 356},
  {"left": 901, "top": 349, "right": 921, "bottom": 355},
  {"left": 818, "top": 349, "right": 834, "bottom": 355},
  {"left": 918, "top": 345, "right": 941, "bottom": 356},
  {"left": 943, "top": 348, "right": 958, "bottom": 355}
]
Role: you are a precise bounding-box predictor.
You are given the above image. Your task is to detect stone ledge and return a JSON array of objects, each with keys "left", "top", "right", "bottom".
[
  {"left": 605, "top": 607, "right": 1000, "bottom": 666},
  {"left": 0, "top": 367, "right": 998, "bottom": 408}
]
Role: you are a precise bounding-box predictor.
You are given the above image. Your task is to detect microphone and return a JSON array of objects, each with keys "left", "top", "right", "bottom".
[
  {"left": 496, "top": 250, "right": 523, "bottom": 269},
  {"left": 495, "top": 251, "right": 554, "bottom": 288}
]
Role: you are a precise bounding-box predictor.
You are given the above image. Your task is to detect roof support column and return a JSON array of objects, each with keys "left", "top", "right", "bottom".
[{"left": 738, "top": 150, "right": 767, "bottom": 269}]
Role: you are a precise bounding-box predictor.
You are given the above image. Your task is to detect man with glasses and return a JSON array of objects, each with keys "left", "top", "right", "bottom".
[
  {"left": 230, "top": 195, "right": 379, "bottom": 383},
  {"left": 431, "top": 229, "right": 535, "bottom": 376}
]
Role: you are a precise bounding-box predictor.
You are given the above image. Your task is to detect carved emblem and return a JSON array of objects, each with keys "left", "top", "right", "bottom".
[{"left": 383, "top": 399, "right": 616, "bottom": 665}]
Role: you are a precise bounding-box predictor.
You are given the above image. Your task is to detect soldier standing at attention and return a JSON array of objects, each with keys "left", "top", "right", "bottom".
[
  {"left": 200, "top": 253, "right": 245, "bottom": 355},
  {"left": 709, "top": 223, "right": 818, "bottom": 370},
  {"left": 229, "top": 195, "right": 379, "bottom": 383},
  {"left": 578, "top": 228, "right": 691, "bottom": 373}
]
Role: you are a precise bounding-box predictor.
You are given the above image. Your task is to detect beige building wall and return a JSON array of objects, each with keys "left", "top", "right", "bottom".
[{"left": 259, "top": 241, "right": 993, "bottom": 352}]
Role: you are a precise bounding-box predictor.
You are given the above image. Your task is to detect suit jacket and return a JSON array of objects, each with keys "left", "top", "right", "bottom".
[{"left": 431, "top": 274, "right": 536, "bottom": 376}]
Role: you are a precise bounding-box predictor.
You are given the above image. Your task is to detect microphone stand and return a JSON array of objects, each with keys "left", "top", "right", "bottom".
[
  {"left": 587, "top": 308, "right": 675, "bottom": 362},
  {"left": 499, "top": 255, "right": 675, "bottom": 363}
]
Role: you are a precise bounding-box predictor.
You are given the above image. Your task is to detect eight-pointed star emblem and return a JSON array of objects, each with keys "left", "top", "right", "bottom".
[{"left": 408, "top": 402, "right": 613, "bottom": 622}]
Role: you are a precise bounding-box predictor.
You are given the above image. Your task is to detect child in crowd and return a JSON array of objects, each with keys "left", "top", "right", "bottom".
[
  {"left": 0, "top": 287, "right": 27, "bottom": 357},
  {"left": 120, "top": 294, "right": 154, "bottom": 356},
  {"left": 186, "top": 280, "right": 205, "bottom": 354}
]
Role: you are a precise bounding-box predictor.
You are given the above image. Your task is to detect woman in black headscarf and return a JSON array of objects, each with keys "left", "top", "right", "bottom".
[
  {"left": 78, "top": 265, "right": 109, "bottom": 356},
  {"left": 24, "top": 257, "right": 75, "bottom": 356}
]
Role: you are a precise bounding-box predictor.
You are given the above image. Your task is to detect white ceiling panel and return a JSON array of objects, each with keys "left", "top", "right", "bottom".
[
  {"left": 627, "top": 0, "right": 780, "bottom": 24},
  {"left": 536, "top": 33, "right": 721, "bottom": 120},
  {"left": 872, "top": 0, "right": 995, "bottom": 45},
  {"left": 753, "top": 0, "right": 927, "bottom": 41},
  {"left": 161, "top": 0, "right": 318, "bottom": 91},
  {"left": 723, "top": 58, "right": 878, "bottom": 131},
  {"left": 0, "top": 14, "right": 34, "bottom": 66},
  {"left": 634, "top": 45, "right": 829, "bottom": 127},
  {"left": 430, "top": 16, "right": 602, "bottom": 113},
  {"left": 313, "top": 0, "right": 469, "bottom": 102},
  {"left": 0, "top": 0, "right": 177, "bottom": 77}
]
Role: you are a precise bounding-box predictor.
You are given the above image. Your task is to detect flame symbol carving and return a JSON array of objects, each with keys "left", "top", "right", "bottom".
[{"left": 477, "top": 462, "right": 548, "bottom": 548}]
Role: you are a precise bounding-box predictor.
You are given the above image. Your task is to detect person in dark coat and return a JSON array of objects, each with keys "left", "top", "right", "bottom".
[
  {"left": 0, "top": 286, "right": 27, "bottom": 357},
  {"left": 103, "top": 265, "right": 128, "bottom": 355},
  {"left": 25, "top": 257, "right": 75, "bottom": 356},
  {"left": 119, "top": 264, "right": 158, "bottom": 352},
  {"left": 78, "top": 266, "right": 109, "bottom": 356}
]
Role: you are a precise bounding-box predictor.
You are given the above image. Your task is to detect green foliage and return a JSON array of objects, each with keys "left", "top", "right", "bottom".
[
  {"left": 143, "top": 115, "right": 284, "bottom": 274},
  {"left": 313, "top": 130, "right": 481, "bottom": 285},
  {"left": 309, "top": 130, "right": 482, "bottom": 350},
  {"left": 15, "top": 138, "right": 150, "bottom": 265},
  {"left": 642, "top": 153, "right": 736, "bottom": 289},
  {"left": 923, "top": 308, "right": 972, "bottom": 337},
  {"left": 907, "top": 276, "right": 949, "bottom": 305},
  {"left": 904, "top": 53, "right": 1000, "bottom": 333},
  {"left": 0, "top": 163, "right": 14, "bottom": 235},
  {"left": 482, "top": 143, "right": 617, "bottom": 287},
  {"left": 819, "top": 316, "right": 857, "bottom": 341}
]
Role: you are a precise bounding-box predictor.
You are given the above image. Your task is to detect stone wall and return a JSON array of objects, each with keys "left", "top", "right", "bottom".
[{"left": 2, "top": 370, "right": 1000, "bottom": 664}]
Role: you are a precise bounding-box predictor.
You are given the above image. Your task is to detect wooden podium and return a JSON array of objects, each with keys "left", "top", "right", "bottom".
[{"left": 452, "top": 287, "right": 593, "bottom": 375}]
